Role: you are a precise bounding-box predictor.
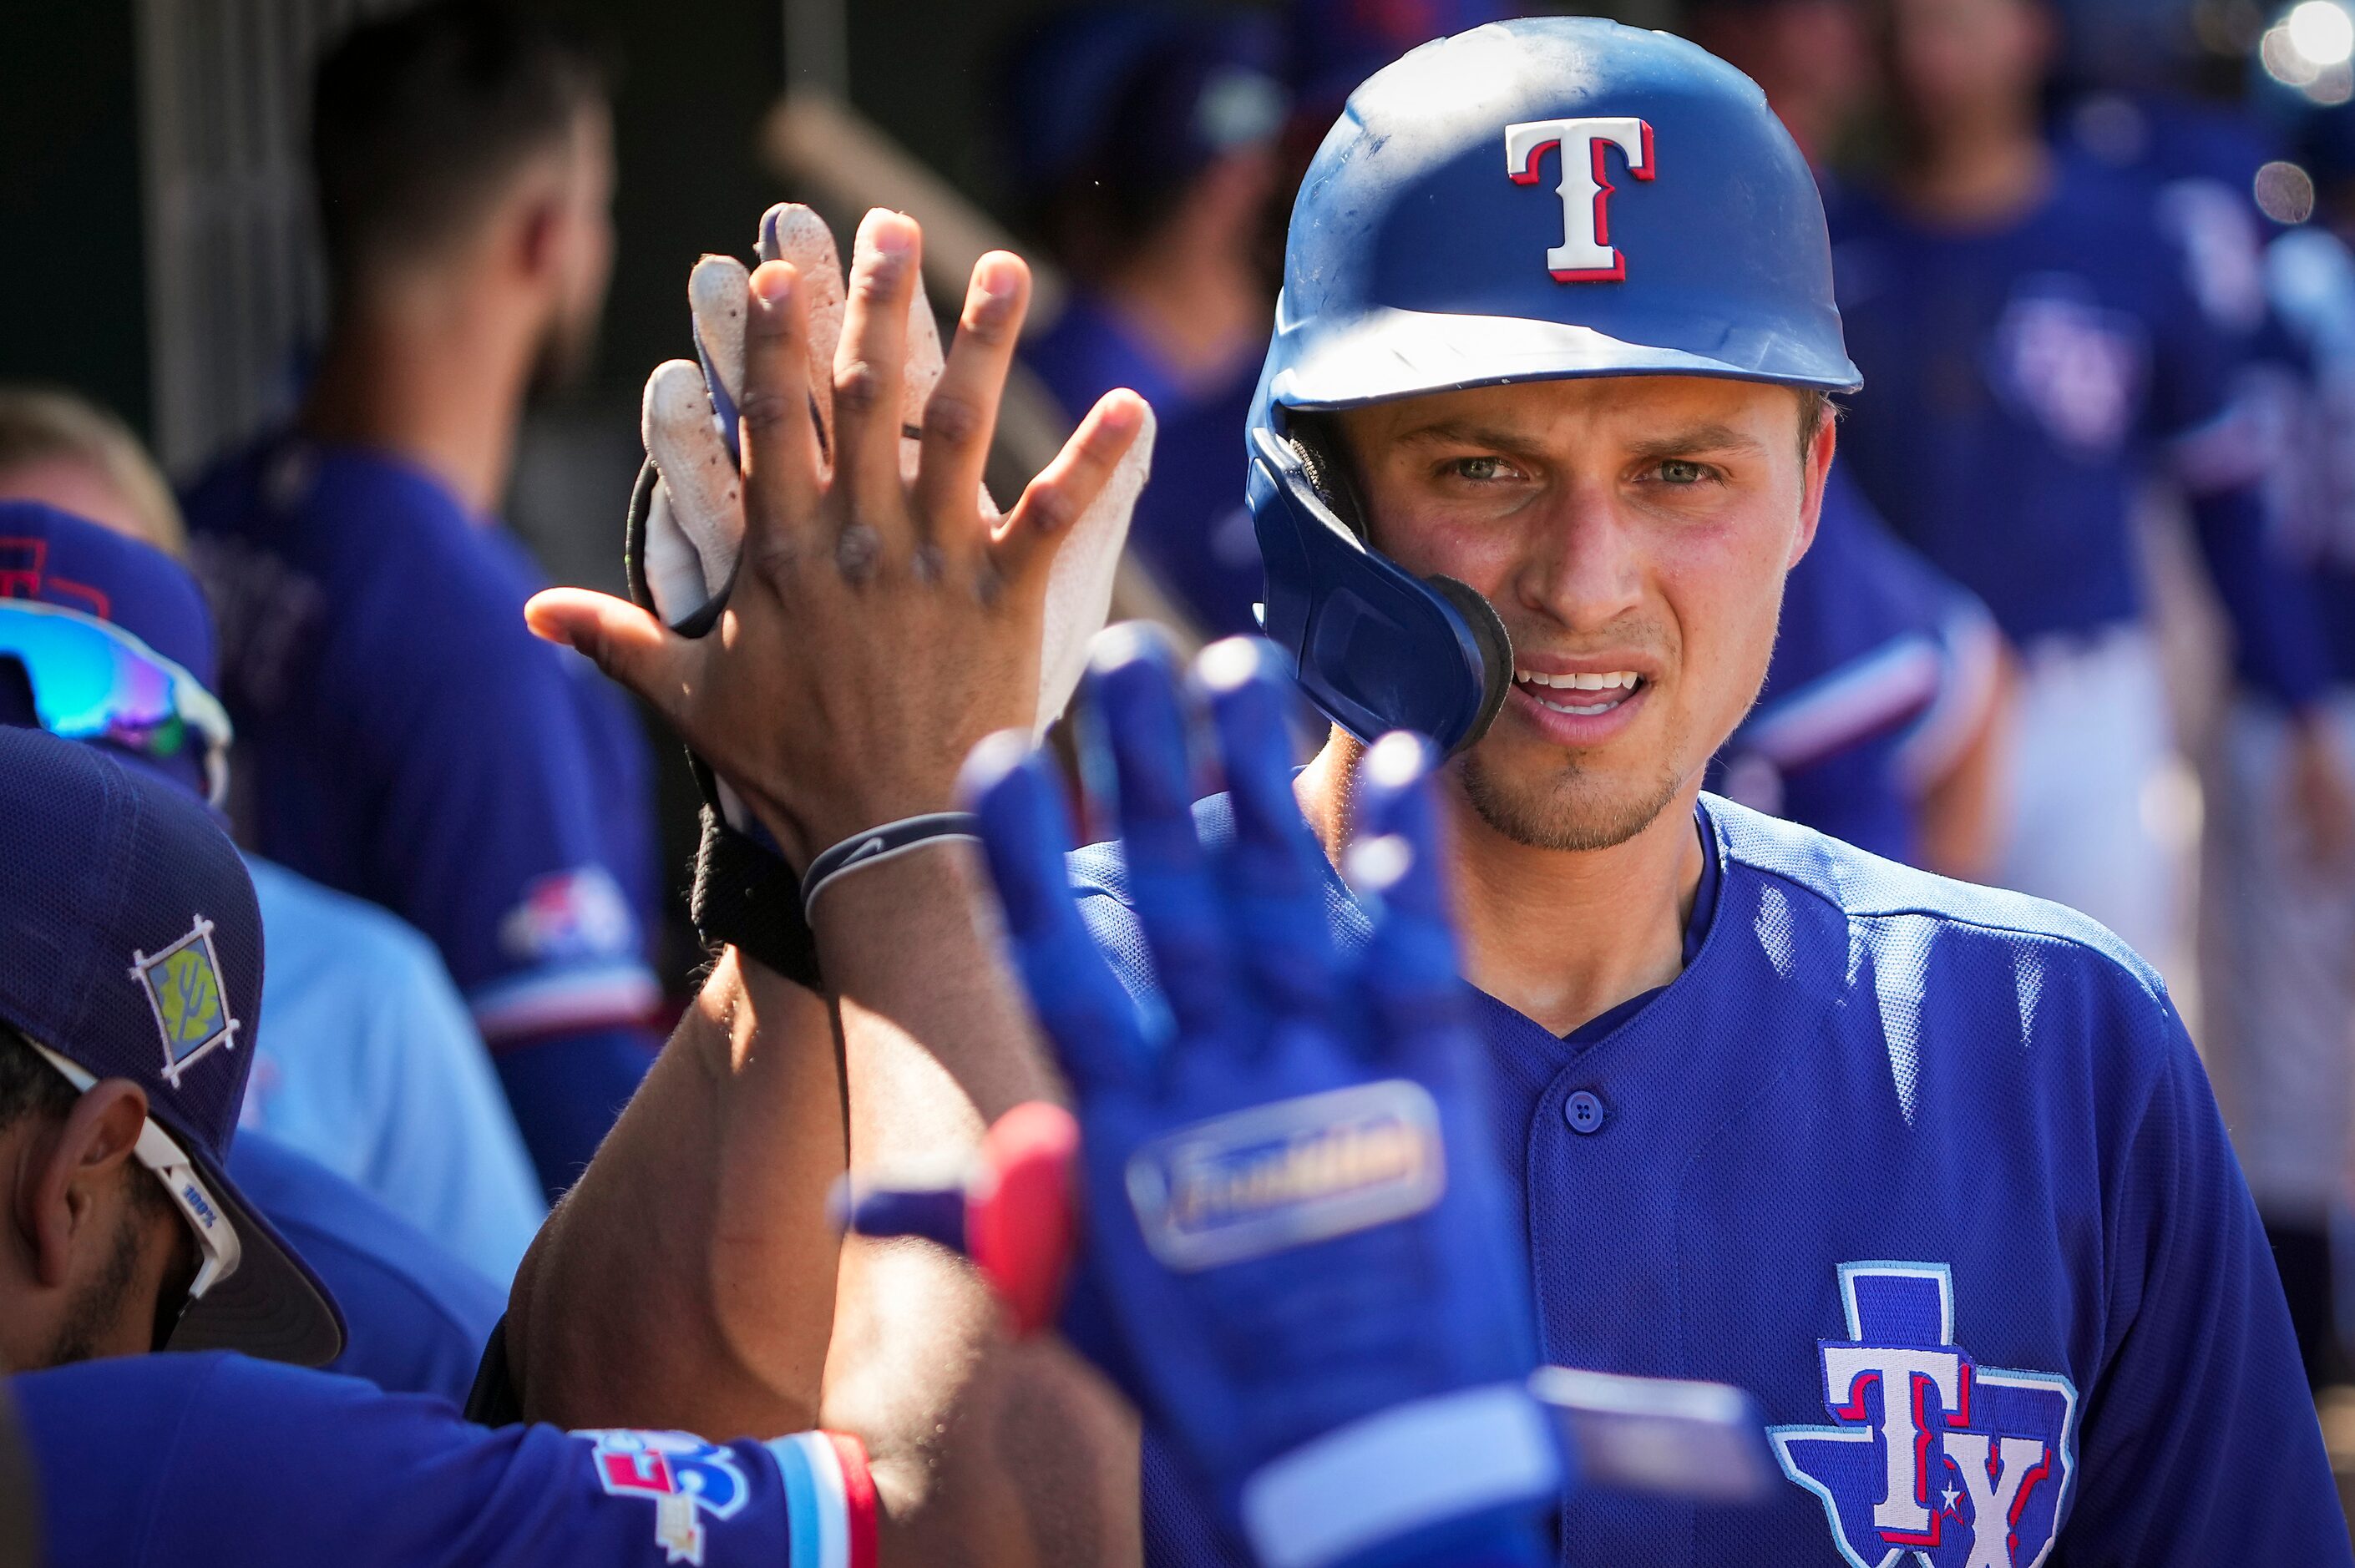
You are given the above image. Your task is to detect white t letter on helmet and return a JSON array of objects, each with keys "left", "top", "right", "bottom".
[{"left": 1504, "top": 117, "right": 1655, "bottom": 282}]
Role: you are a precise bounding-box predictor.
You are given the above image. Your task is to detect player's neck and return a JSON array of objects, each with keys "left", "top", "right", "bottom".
[
  {"left": 301, "top": 268, "right": 537, "bottom": 519},
  {"left": 1892, "top": 119, "right": 2053, "bottom": 230},
  {"left": 1299, "top": 741, "right": 1704, "bottom": 1037}
]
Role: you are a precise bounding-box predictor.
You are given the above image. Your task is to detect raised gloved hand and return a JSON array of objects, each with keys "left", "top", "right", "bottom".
[
  {"left": 845, "top": 630, "right": 1771, "bottom": 1568},
  {"left": 590, "top": 205, "right": 1152, "bottom": 988}
]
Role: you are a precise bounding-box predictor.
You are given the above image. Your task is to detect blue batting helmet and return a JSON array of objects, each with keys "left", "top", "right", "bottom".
[{"left": 1249, "top": 16, "right": 1859, "bottom": 755}]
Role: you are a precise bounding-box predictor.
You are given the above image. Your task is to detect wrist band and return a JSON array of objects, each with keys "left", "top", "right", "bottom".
[
  {"left": 802, "top": 812, "right": 981, "bottom": 922},
  {"left": 1240, "top": 1383, "right": 1561, "bottom": 1568},
  {"left": 766, "top": 1430, "right": 879, "bottom": 1568}
]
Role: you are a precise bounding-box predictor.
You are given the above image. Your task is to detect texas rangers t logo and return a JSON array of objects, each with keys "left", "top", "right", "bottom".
[
  {"left": 1771, "top": 1263, "right": 2079, "bottom": 1568},
  {"left": 1504, "top": 116, "right": 1655, "bottom": 281}
]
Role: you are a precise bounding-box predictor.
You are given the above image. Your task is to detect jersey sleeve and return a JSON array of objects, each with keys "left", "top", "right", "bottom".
[
  {"left": 15, "top": 1353, "right": 877, "bottom": 1568},
  {"left": 341, "top": 562, "right": 663, "bottom": 1193},
  {"left": 354, "top": 599, "right": 659, "bottom": 1039},
  {"left": 2060, "top": 1005, "right": 2350, "bottom": 1565},
  {"left": 2135, "top": 210, "right": 2335, "bottom": 708}
]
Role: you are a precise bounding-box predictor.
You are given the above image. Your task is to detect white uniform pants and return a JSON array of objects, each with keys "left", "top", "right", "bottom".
[
  {"left": 2200, "top": 692, "right": 2355, "bottom": 1222},
  {"left": 1994, "top": 626, "right": 2190, "bottom": 977}
]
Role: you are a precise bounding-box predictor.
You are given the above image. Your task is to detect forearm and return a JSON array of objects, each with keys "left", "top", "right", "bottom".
[
  {"left": 507, "top": 950, "right": 848, "bottom": 1435},
  {"left": 813, "top": 846, "right": 1139, "bottom": 1567}
]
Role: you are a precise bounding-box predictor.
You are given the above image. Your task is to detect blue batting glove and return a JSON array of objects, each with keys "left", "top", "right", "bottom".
[{"left": 957, "top": 630, "right": 1565, "bottom": 1568}]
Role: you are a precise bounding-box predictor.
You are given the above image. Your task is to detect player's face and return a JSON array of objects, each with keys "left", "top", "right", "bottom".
[
  {"left": 1339, "top": 375, "right": 1827, "bottom": 852},
  {"left": 1881, "top": 0, "right": 2050, "bottom": 128},
  {"left": 529, "top": 103, "right": 616, "bottom": 397}
]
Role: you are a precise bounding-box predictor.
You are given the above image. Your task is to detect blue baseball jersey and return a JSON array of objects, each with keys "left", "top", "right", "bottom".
[
  {"left": 183, "top": 436, "right": 665, "bottom": 1193},
  {"left": 228, "top": 1130, "right": 505, "bottom": 1406},
  {"left": 13, "top": 1353, "right": 869, "bottom": 1567},
  {"left": 1023, "top": 296, "right": 1267, "bottom": 638},
  {"left": 1714, "top": 467, "right": 1998, "bottom": 864},
  {"left": 1075, "top": 795, "right": 2343, "bottom": 1565},
  {"left": 241, "top": 853, "right": 544, "bottom": 1287},
  {"left": 1830, "top": 153, "right": 2327, "bottom": 706}
]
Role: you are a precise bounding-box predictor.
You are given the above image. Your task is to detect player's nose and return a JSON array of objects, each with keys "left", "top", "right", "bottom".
[{"left": 1512, "top": 483, "right": 1647, "bottom": 632}]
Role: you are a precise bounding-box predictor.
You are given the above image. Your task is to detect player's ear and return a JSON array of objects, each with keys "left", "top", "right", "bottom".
[
  {"left": 516, "top": 190, "right": 565, "bottom": 285},
  {"left": 1790, "top": 392, "right": 1836, "bottom": 569},
  {"left": 21, "top": 1081, "right": 146, "bottom": 1289}
]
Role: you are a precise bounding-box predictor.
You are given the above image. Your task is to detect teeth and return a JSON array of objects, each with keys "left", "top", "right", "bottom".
[{"left": 1512, "top": 669, "right": 1640, "bottom": 690}]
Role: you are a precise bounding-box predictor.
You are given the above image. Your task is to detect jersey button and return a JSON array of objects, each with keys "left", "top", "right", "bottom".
[{"left": 1563, "top": 1090, "right": 1607, "bottom": 1135}]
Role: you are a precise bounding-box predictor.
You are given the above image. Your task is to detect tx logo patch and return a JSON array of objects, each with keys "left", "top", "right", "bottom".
[
  {"left": 1504, "top": 116, "right": 1655, "bottom": 281},
  {"left": 583, "top": 1430, "right": 749, "bottom": 1565},
  {"left": 1771, "top": 1263, "right": 2078, "bottom": 1568},
  {"left": 129, "top": 916, "right": 240, "bottom": 1087}
]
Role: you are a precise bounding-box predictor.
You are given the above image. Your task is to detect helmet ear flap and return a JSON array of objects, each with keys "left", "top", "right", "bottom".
[
  {"left": 1420, "top": 574, "right": 1514, "bottom": 754},
  {"left": 1286, "top": 417, "right": 1369, "bottom": 541}
]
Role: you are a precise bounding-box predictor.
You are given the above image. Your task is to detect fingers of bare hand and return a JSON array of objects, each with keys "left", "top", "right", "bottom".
[
  {"left": 833, "top": 210, "right": 920, "bottom": 549},
  {"left": 740, "top": 261, "right": 823, "bottom": 553},
  {"left": 996, "top": 388, "right": 1147, "bottom": 592},
  {"left": 524, "top": 588, "right": 701, "bottom": 738},
  {"left": 914, "top": 253, "right": 1030, "bottom": 569}
]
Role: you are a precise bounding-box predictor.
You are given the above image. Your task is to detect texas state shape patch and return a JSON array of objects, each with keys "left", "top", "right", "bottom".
[{"left": 1770, "top": 1262, "right": 2079, "bottom": 1568}]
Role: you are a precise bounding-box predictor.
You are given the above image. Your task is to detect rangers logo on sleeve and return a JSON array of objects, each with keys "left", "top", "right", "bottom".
[
  {"left": 1770, "top": 1263, "right": 2079, "bottom": 1568},
  {"left": 582, "top": 1429, "right": 750, "bottom": 1565}
]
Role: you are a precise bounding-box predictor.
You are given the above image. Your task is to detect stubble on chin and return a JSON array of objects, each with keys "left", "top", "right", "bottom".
[{"left": 1456, "top": 745, "right": 1688, "bottom": 852}]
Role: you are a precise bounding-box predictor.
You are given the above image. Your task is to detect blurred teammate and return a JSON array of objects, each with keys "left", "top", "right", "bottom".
[
  {"left": 1010, "top": 6, "right": 1287, "bottom": 635},
  {"left": 2195, "top": 137, "right": 2355, "bottom": 1388},
  {"left": 1691, "top": 0, "right": 2017, "bottom": 873},
  {"left": 0, "top": 388, "right": 544, "bottom": 1285},
  {"left": 1829, "top": 0, "right": 2343, "bottom": 966},
  {"left": 181, "top": 2, "right": 662, "bottom": 1196},
  {"left": 1714, "top": 466, "right": 2013, "bottom": 869},
  {"left": 2043, "top": 34, "right": 2355, "bottom": 1385}
]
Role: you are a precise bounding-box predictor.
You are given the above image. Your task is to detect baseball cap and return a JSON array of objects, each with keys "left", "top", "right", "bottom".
[
  {"left": 0, "top": 501, "right": 229, "bottom": 806},
  {"left": 0, "top": 726, "right": 344, "bottom": 1366},
  {"left": 1001, "top": 6, "right": 1285, "bottom": 212}
]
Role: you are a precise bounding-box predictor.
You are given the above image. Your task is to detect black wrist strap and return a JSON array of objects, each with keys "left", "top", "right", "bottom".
[
  {"left": 627, "top": 458, "right": 820, "bottom": 989},
  {"left": 802, "top": 812, "right": 983, "bottom": 923},
  {"left": 692, "top": 799, "right": 823, "bottom": 990}
]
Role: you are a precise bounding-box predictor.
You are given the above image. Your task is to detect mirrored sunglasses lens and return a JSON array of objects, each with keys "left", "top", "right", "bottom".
[{"left": 0, "top": 609, "right": 184, "bottom": 746}]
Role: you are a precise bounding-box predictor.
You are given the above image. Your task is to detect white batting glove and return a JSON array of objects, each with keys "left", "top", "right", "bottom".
[{"left": 637, "top": 202, "right": 1151, "bottom": 737}]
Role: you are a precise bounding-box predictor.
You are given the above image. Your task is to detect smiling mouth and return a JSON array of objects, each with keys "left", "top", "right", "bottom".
[{"left": 1513, "top": 668, "right": 1643, "bottom": 716}]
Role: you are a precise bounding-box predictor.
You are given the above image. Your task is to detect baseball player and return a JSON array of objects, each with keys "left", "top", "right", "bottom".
[
  {"left": 0, "top": 388, "right": 546, "bottom": 1286},
  {"left": 1123, "top": 18, "right": 2337, "bottom": 1560},
  {"left": 1827, "top": 0, "right": 2342, "bottom": 971},
  {"left": 2198, "top": 179, "right": 2355, "bottom": 1386},
  {"left": 530, "top": 18, "right": 2348, "bottom": 1568},
  {"left": 1008, "top": 7, "right": 1288, "bottom": 639},
  {"left": 180, "top": 2, "right": 662, "bottom": 1197},
  {"left": 1712, "top": 463, "right": 2012, "bottom": 872}
]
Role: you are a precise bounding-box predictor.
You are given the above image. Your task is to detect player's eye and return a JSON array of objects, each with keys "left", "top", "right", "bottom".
[
  {"left": 1444, "top": 455, "right": 1521, "bottom": 483},
  {"left": 1655, "top": 459, "right": 1712, "bottom": 485}
]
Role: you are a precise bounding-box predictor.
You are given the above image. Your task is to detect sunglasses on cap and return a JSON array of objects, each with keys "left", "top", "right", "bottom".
[
  {"left": 0, "top": 599, "right": 232, "bottom": 807},
  {"left": 25, "top": 1037, "right": 243, "bottom": 1322}
]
